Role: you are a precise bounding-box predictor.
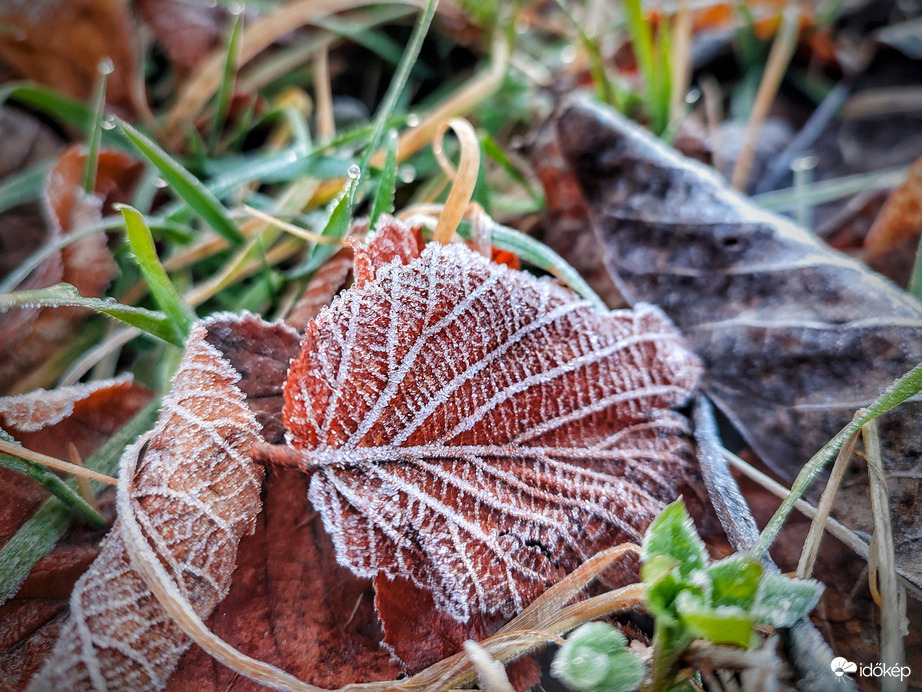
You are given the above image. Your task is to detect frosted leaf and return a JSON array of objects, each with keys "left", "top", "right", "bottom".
[
  {"left": 277, "top": 218, "right": 703, "bottom": 622},
  {"left": 0, "top": 374, "right": 134, "bottom": 432},
  {"left": 27, "top": 320, "right": 263, "bottom": 691}
]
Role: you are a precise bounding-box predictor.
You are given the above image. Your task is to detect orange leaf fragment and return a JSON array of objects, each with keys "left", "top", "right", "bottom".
[
  {"left": 865, "top": 154, "right": 922, "bottom": 260},
  {"left": 268, "top": 216, "right": 703, "bottom": 622},
  {"left": 27, "top": 321, "right": 263, "bottom": 691}
]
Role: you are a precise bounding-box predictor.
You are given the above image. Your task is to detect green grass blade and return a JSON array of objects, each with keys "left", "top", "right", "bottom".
[
  {"left": 623, "top": 0, "right": 666, "bottom": 133},
  {"left": 0, "top": 82, "right": 128, "bottom": 149},
  {"left": 0, "top": 399, "right": 161, "bottom": 604},
  {"left": 83, "top": 59, "right": 112, "bottom": 194},
  {"left": 117, "top": 119, "right": 245, "bottom": 245},
  {"left": 753, "top": 359, "right": 922, "bottom": 557},
  {"left": 454, "top": 218, "right": 606, "bottom": 311},
  {"left": 0, "top": 161, "right": 50, "bottom": 215},
  {"left": 0, "top": 283, "right": 183, "bottom": 346},
  {"left": 211, "top": 8, "right": 244, "bottom": 149},
  {"left": 119, "top": 205, "right": 196, "bottom": 337},
  {"left": 369, "top": 129, "right": 399, "bottom": 227},
  {"left": 356, "top": 0, "right": 439, "bottom": 196},
  {"left": 0, "top": 436, "right": 106, "bottom": 529},
  {"left": 480, "top": 132, "right": 541, "bottom": 203}
]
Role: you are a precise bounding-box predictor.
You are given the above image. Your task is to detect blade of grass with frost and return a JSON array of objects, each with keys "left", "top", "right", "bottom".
[
  {"left": 0, "top": 432, "right": 105, "bottom": 529},
  {"left": 119, "top": 205, "right": 196, "bottom": 338},
  {"left": 453, "top": 218, "right": 606, "bottom": 311},
  {"left": 753, "top": 360, "right": 922, "bottom": 557},
  {"left": 210, "top": 7, "right": 244, "bottom": 150},
  {"left": 82, "top": 59, "right": 112, "bottom": 194},
  {"left": 0, "top": 400, "right": 161, "bottom": 605},
  {"left": 369, "top": 129, "right": 399, "bottom": 227},
  {"left": 0, "top": 217, "right": 193, "bottom": 294},
  {"left": 0, "top": 161, "right": 50, "bottom": 215},
  {"left": 754, "top": 165, "right": 909, "bottom": 212},
  {"left": 0, "top": 283, "right": 183, "bottom": 346},
  {"left": 117, "top": 119, "right": 244, "bottom": 245},
  {"left": 0, "top": 82, "right": 129, "bottom": 149}
]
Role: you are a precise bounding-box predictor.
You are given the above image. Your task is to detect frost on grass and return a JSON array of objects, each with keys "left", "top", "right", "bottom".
[
  {"left": 275, "top": 216, "right": 704, "bottom": 622},
  {"left": 27, "top": 321, "right": 263, "bottom": 691}
]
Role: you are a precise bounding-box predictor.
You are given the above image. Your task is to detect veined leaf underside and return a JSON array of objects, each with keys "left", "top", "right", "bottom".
[{"left": 281, "top": 229, "right": 703, "bottom": 621}]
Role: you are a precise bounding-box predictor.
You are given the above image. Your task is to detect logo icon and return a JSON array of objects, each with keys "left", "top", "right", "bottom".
[{"left": 831, "top": 657, "right": 858, "bottom": 677}]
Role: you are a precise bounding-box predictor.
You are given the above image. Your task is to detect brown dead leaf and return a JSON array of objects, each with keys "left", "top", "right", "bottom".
[
  {"left": 864, "top": 154, "right": 922, "bottom": 259},
  {"left": 0, "top": 146, "right": 140, "bottom": 395},
  {"left": 538, "top": 93, "right": 922, "bottom": 594},
  {"left": 0, "top": 0, "right": 140, "bottom": 117},
  {"left": 27, "top": 321, "right": 263, "bottom": 690},
  {"left": 134, "top": 0, "right": 228, "bottom": 73},
  {"left": 165, "top": 313, "right": 400, "bottom": 690},
  {"left": 262, "top": 215, "right": 704, "bottom": 627},
  {"left": 285, "top": 247, "right": 354, "bottom": 331},
  {"left": 0, "top": 375, "right": 151, "bottom": 689}
]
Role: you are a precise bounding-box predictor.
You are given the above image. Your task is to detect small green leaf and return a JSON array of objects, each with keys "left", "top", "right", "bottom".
[
  {"left": 752, "top": 573, "right": 823, "bottom": 628},
  {"left": 674, "top": 591, "right": 754, "bottom": 648},
  {"left": 119, "top": 205, "right": 195, "bottom": 339},
  {"left": 706, "top": 555, "right": 763, "bottom": 610},
  {"left": 117, "top": 119, "right": 244, "bottom": 245},
  {"left": 551, "top": 622, "right": 645, "bottom": 692},
  {"left": 642, "top": 498, "right": 707, "bottom": 577}
]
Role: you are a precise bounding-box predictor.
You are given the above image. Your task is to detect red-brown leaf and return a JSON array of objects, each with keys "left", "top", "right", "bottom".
[
  {"left": 273, "top": 216, "right": 703, "bottom": 624},
  {"left": 0, "top": 0, "right": 140, "bottom": 117}
]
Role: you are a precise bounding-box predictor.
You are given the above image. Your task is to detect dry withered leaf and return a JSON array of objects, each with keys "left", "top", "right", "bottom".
[
  {"left": 0, "top": 0, "right": 140, "bottom": 117},
  {"left": 264, "top": 215, "right": 703, "bottom": 628},
  {"left": 0, "top": 146, "right": 140, "bottom": 395},
  {"left": 134, "top": 0, "right": 228, "bottom": 73},
  {"left": 285, "top": 247, "right": 354, "bottom": 331},
  {"left": 168, "top": 313, "right": 400, "bottom": 690},
  {"left": 864, "top": 153, "right": 922, "bottom": 260},
  {"left": 540, "top": 94, "right": 922, "bottom": 592},
  {"left": 0, "top": 375, "right": 151, "bottom": 688},
  {"left": 27, "top": 320, "right": 263, "bottom": 691}
]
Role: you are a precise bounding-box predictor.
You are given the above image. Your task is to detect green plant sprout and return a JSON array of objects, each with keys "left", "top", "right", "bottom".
[{"left": 552, "top": 499, "right": 823, "bottom": 692}]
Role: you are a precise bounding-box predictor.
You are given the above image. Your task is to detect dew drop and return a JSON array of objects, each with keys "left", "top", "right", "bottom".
[
  {"left": 398, "top": 165, "right": 416, "bottom": 183},
  {"left": 560, "top": 45, "right": 577, "bottom": 65},
  {"left": 685, "top": 87, "right": 701, "bottom": 104},
  {"left": 514, "top": 15, "right": 530, "bottom": 34},
  {"left": 406, "top": 113, "right": 421, "bottom": 128},
  {"left": 101, "top": 116, "right": 117, "bottom": 130},
  {"left": 153, "top": 177, "right": 168, "bottom": 189},
  {"left": 347, "top": 164, "right": 362, "bottom": 180},
  {"left": 98, "top": 58, "right": 115, "bottom": 76}
]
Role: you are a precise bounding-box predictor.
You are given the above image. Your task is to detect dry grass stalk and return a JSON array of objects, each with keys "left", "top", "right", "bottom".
[
  {"left": 0, "top": 437, "right": 117, "bottom": 485},
  {"left": 432, "top": 118, "right": 481, "bottom": 244},
  {"left": 862, "top": 420, "right": 907, "bottom": 691},
  {"left": 796, "top": 428, "right": 858, "bottom": 579}
]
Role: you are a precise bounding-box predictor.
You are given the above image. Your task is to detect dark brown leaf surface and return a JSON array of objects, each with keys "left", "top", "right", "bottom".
[
  {"left": 540, "top": 93, "right": 922, "bottom": 591},
  {"left": 273, "top": 216, "right": 703, "bottom": 624},
  {"left": 167, "top": 313, "right": 401, "bottom": 690}
]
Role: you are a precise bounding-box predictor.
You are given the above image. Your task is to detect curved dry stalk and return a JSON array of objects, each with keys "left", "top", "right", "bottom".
[{"left": 431, "top": 118, "right": 481, "bottom": 244}]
